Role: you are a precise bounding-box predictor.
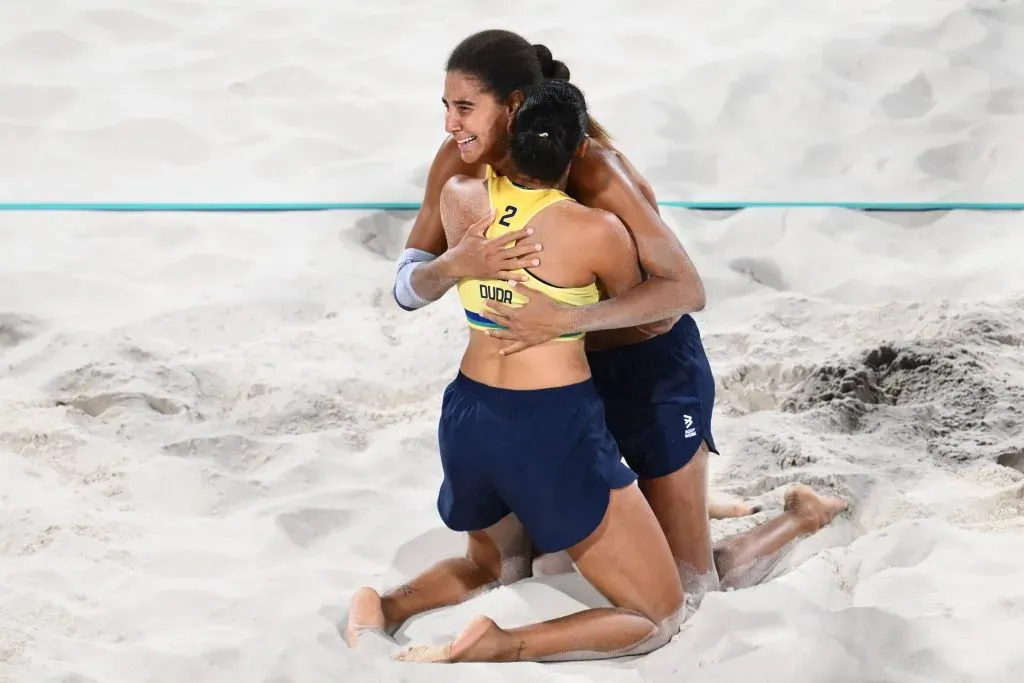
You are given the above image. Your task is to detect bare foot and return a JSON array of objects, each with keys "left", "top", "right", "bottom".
[
  {"left": 708, "top": 496, "right": 763, "bottom": 520},
  {"left": 345, "top": 586, "right": 387, "bottom": 648},
  {"left": 784, "top": 484, "right": 848, "bottom": 533},
  {"left": 392, "top": 615, "right": 512, "bottom": 663}
]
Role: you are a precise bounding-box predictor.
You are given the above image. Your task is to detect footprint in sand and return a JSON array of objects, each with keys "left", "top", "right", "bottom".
[
  {"left": 915, "top": 140, "right": 985, "bottom": 182},
  {"left": 879, "top": 73, "right": 934, "bottom": 119},
  {"left": 162, "top": 434, "right": 292, "bottom": 475},
  {"left": 57, "top": 392, "right": 185, "bottom": 418},
  {"left": 275, "top": 507, "right": 353, "bottom": 549},
  {"left": 728, "top": 257, "right": 789, "bottom": 291},
  {"left": 996, "top": 449, "right": 1024, "bottom": 475},
  {"left": 347, "top": 212, "right": 411, "bottom": 261},
  {"left": 0, "top": 313, "right": 48, "bottom": 350}
]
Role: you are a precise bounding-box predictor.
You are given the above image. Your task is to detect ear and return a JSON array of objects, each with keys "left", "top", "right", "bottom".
[
  {"left": 577, "top": 137, "right": 591, "bottom": 158},
  {"left": 506, "top": 91, "right": 525, "bottom": 118}
]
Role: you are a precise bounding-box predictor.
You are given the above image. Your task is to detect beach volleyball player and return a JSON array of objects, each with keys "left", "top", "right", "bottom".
[{"left": 346, "top": 29, "right": 848, "bottom": 662}]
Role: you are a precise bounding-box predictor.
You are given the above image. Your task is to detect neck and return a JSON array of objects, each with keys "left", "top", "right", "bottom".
[
  {"left": 490, "top": 155, "right": 567, "bottom": 192},
  {"left": 489, "top": 153, "right": 515, "bottom": 178}
]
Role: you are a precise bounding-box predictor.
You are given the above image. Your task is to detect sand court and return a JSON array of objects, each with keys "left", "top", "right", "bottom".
[{"left": 3, "top": 2, "right": 1024, "bottom": 681}]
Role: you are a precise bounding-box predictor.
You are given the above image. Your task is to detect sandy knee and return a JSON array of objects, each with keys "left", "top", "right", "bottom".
[
  {"left": 678, "top": 561, "right": 721, "bottom": 608},
  {"left": 631, "top": 580, "right": 685, "bottom": 626},
  {"left": 615, "top": 605, "right": 686, "bottom": 658}
]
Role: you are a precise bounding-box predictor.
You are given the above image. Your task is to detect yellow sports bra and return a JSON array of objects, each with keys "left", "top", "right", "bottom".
[{"left": 456, "top": 167, "right": 600, "bottom": 341}]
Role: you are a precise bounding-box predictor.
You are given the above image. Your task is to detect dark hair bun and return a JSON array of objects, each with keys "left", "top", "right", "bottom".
[
  {"left": 508, "top": 79, "right": 588, "bottom": 184},
  {"left": 511, "top": 119, "right": 567, "bottom": 171},
  {"left": 533, "top": 43, "right": 571, "bottom": 81}
]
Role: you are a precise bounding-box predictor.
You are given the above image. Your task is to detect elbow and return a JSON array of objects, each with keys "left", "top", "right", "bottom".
[
  {"left": 670, "top": 271, "right": 706, "bottom": 314},
  {"left": 690, "top": 275, "right": 707, "bottom": 312},
  {"left": 644, "top": 270, "right": 706, "bottom": 317},
  {"left": 393, "top": 256, "right": 436, "bottom": 311},
  {"left": 392, "top": 283, "right": 420, "bottom": 312},
  {"left": 649, "top": 273, "right": 705, "bottom": 316}
]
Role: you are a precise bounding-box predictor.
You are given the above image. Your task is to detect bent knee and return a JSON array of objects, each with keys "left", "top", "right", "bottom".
[
  {"left": 626, "top": 606, "right": 685, "bottom": 657},
  {"left": 652, "top": 590, "right": 685, "bottom": 625},
  {"left": 629, "top": 582, "right": 684, "bottom": 626},
  {"left": 650, "top": 566, "right": 686, "bottom": 624}
]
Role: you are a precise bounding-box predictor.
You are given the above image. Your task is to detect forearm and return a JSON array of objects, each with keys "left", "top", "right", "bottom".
[
  {"left": 567, "top": 275, "right": 706, "bottom": 333},
  {"left": 393, "top": 249, "right": 458, "bottom": 311},
  {"left": 410, "top": 256, "right": 459, "bottom": 302}
]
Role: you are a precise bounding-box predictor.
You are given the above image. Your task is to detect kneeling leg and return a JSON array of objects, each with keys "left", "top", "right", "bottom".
[{"left": 346, "top": 513, "right": 532, "bottom": 648}]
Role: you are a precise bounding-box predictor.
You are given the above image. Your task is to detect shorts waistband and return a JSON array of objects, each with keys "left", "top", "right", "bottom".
[
  {"left": 586, "top": 314, "right": 698, "bottom": 362},
  {"left": 452, "top": 371, "right": 597, "bottom": 408}
]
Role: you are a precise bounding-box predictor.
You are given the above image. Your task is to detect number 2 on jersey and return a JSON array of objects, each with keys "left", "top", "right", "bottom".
[{"left": 498, "top": 204, "right": 518, "bottom": 227}]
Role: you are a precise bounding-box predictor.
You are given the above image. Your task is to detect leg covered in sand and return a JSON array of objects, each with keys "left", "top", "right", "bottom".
[
  {"left": 640, "top": 442, "right": 848, "bottom": 603},
  {"left": 713, "top": 482, "right": 848, "bottom": 589},
  {"left": 393, "top": 483, "right": 686, "bottom": 664}
]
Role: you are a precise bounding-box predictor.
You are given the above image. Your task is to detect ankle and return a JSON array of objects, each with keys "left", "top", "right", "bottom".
[
  {"left": 494, "top": 631, "right": 526, "bottom": 662},
  {"left": 479, "top": 625, "right": 521, "bottom": 662},
  {"left": 790, "top": 511, "right": 821, "bottom": 536},
  {"left": 449, "top": 616, "right": 514, "bottom": 662}
]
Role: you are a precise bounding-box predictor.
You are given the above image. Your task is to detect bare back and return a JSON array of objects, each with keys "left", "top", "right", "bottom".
[{"left": 440, "top": 174, "right": 642, "bottom": 390}]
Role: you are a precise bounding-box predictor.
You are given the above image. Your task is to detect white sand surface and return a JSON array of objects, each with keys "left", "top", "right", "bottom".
[{"left": 2, "top": 1, "right": 1024, "bottom": 682}]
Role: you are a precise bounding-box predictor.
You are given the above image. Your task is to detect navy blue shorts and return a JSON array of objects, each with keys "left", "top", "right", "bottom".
[
  {"left": 586, "top": 314, "right": 718, "bottom": 480},
  {"left": 436, "top": 372, "right": 637, "bottom": 554}
]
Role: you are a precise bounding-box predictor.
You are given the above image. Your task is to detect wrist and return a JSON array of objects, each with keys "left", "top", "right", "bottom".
[{"left": 562, "top": 303, "right": 587, "bottom": 335}]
